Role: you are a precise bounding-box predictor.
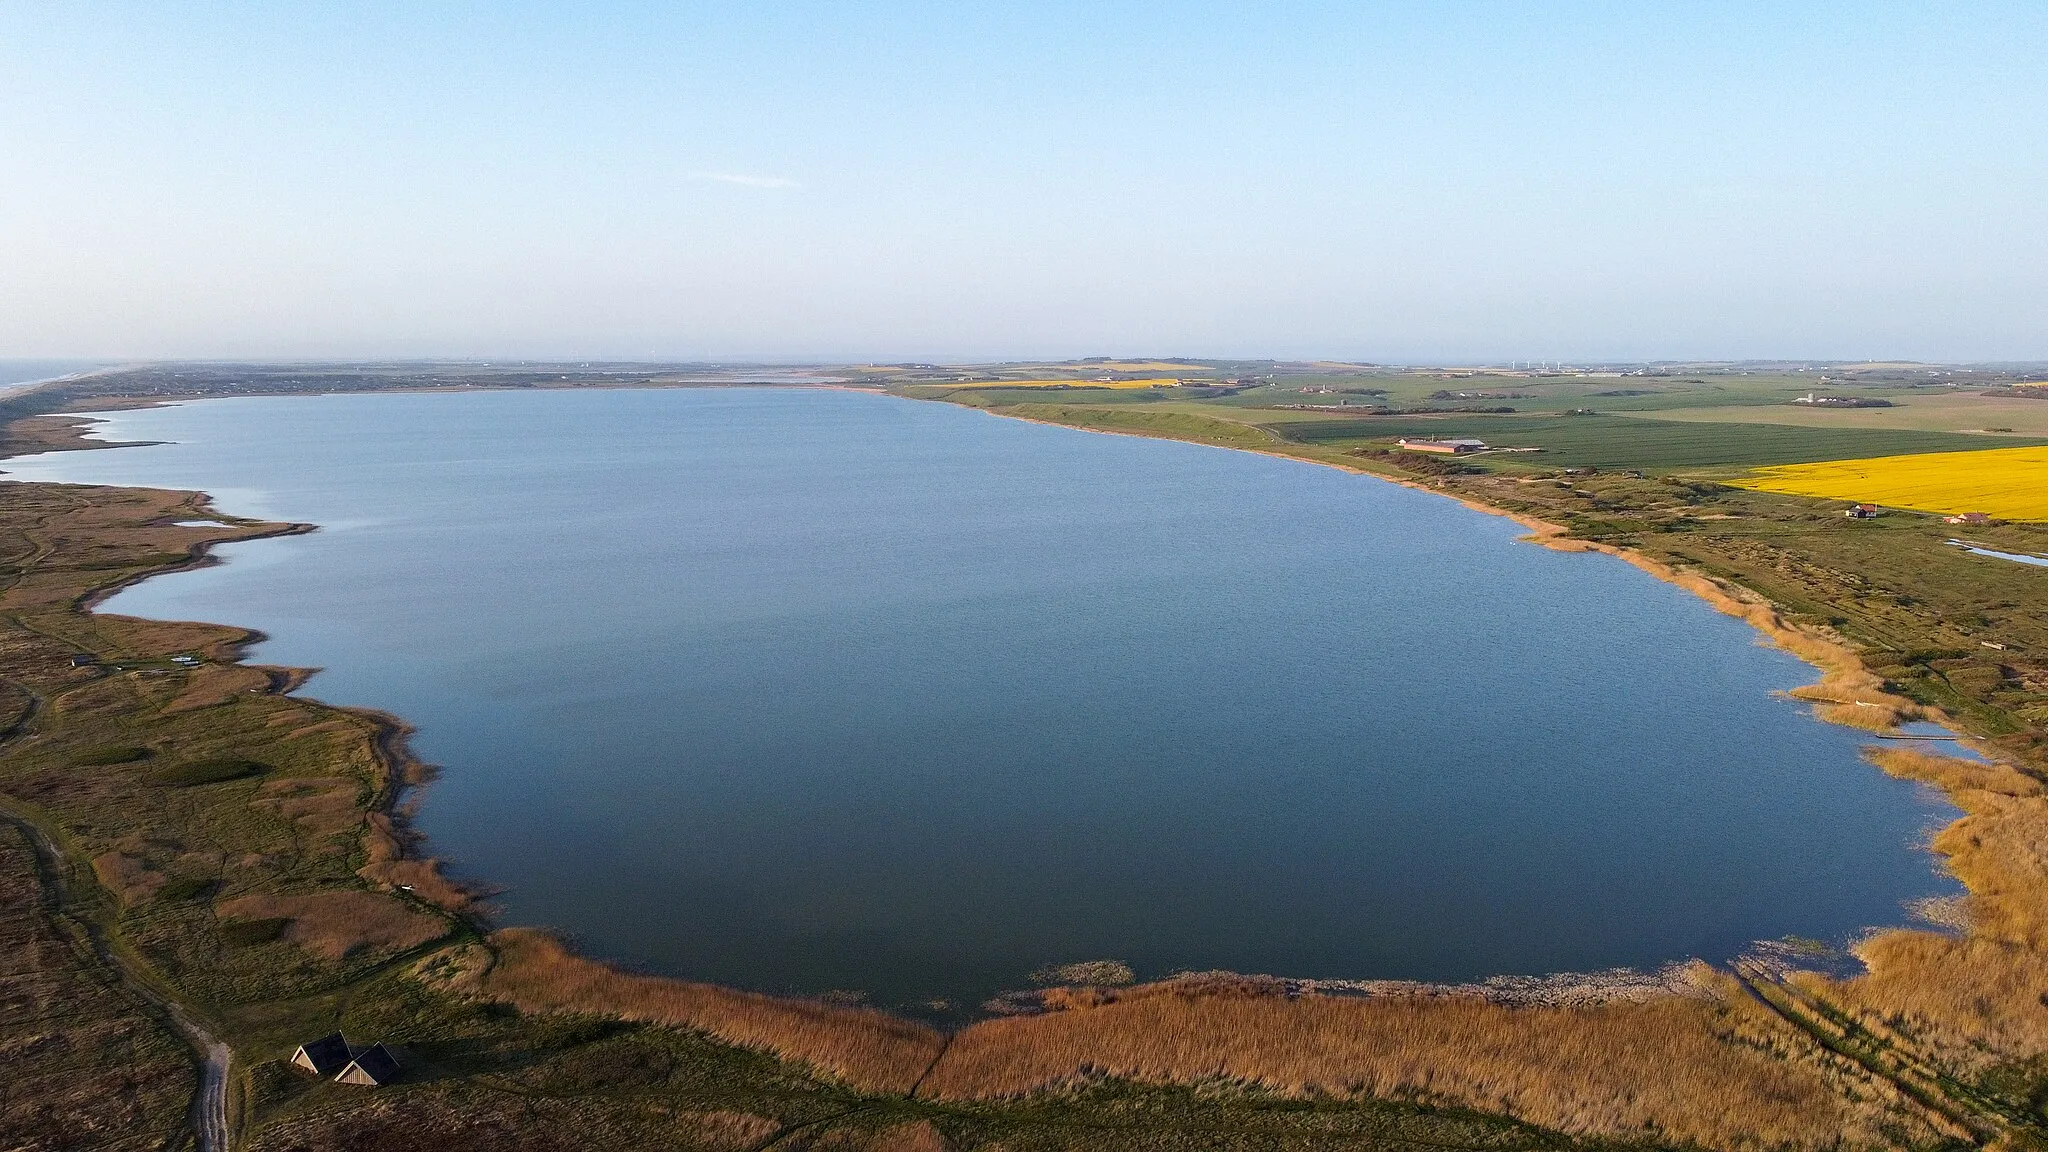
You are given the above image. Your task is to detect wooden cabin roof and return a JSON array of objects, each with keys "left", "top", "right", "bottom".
[
  {"left": 336, "top": 1042, "right": 401, "bottom": 1087},
  {"left": 290, "top": 1032, "right": 351, "bottom": 1076}
]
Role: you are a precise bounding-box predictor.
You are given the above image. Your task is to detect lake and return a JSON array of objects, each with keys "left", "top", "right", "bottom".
[{"left": 2, "top": 386, "right": 1958, "bottom": 1014}]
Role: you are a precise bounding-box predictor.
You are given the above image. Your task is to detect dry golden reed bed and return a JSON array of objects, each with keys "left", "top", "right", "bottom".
[
  {"left": 482, "top": 927, "right": 946, "bottom": 1094},
  {"left": 922, "top": 976, "right": 1926, "bottom": 1149},
  {"left": 217, "top": 890, "right": 447, "bottom": 960},
  {"left": 1810, "top": 748, "right": 2048, "bottom": 1070},
  {"left": 482, "top": 927, "right": 1948, "bottom": 1149}
]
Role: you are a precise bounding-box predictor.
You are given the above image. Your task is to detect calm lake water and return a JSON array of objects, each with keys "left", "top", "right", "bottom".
[{"left": 4, "top": 387, "right": 1957, "bottom": 1013}]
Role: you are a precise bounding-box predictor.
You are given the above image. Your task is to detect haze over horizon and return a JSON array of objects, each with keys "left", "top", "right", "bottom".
[{"left": 4, "top": 2, "right": 2045, "bottom": 364}]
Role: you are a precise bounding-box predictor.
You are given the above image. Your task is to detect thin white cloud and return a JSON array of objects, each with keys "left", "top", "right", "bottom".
[{"left": 693, "top": 171, "right": 801, "bottom": 189}]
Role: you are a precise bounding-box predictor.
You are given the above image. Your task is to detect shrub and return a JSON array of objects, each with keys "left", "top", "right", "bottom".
[
  {"left": 220, "top": 917, "right": 289, "bottom": 947},
  {"left": 151, "top": 758, "right": 268, "bottom": 787},
  {"left": 156, "top": 875, "right": 218, "bottom": 903},
  {"left": 76, "top": 745, "right": 150, "bottom": 766}
]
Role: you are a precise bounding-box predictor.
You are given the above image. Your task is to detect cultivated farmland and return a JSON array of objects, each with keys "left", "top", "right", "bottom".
[
  {"left": 1736, "top": 445, "right": 2048, "bottom": 521},
  {"left": 946, "top": 377, "right": 1184, "bottom": 390},
  {"left": 1273, "top": 414, "right": 2048, "bottom": 472}
]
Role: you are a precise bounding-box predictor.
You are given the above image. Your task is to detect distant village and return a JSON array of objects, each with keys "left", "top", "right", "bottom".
[{"left": 1792, "top": 391, "right": 1894, "bottom": 408}]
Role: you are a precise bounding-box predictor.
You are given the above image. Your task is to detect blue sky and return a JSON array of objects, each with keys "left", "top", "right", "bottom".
[{"left": 2, "top": 2, "right": 2044, "bottom": 362}]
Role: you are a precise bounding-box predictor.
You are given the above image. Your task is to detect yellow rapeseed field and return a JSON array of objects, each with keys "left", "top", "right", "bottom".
[{"left": 1734, "top": 445, "right": 2048, "bottom": 521}]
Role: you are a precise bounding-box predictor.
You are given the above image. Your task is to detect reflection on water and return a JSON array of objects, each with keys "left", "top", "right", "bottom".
[{"left": 4, "top": 387, "right": 1962, "bottom": 1014}]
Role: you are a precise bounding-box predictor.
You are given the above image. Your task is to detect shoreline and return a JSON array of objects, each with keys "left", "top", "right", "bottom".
[
  {"left": 30, "top": 473, "right": 488, "bottom": 922},
  {"left": 42, "top": 467, "right": 486, "bottom": 919},
  {"left": 981, "top": 401, "right": 1961, "bottom": 747},
  {"left": 8, "top": 390, "right": 1973, "bottom": 984},
  {"left": 1, "top": 387, "right": 2033, "bottom": 1147}
]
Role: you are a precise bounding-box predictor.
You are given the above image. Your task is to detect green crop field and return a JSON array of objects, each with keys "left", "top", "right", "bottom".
[{"left": 1264, "top": 413, "right": 2047, "bottom": 472}]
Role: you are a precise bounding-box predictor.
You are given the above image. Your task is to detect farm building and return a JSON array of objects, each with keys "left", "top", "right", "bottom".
[
  {"left": 1846, "top": 503, "right": 1881, "bottom": 519},
  {"left": 1793, "top": 392, "right": 1892, "bottom": 407},
  {"left": 290, "top": 1032, "right": 351, "bottom": 1077},
  {"left": 336, "top": 1043, "right": 401, "bottom": 1087},
  {"left": 1397, "top": 438, "right": 1487, "bottom": 455}
]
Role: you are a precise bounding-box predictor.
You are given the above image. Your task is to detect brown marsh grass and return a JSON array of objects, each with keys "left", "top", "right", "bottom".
[
  {"left": 217, "top": 889, "right": 447, "bottom": 960},
  {"left": 813, "top": 1120, "right": 953, "bottom": 1152},
  {"left": 89, "top": 849, "right": 164, "bottom": 905},
  {"left": 161, "top": 662, "right": 273, "bottom": 713},
  {"left": 918, "top": 974, "right": 1935, "bottom": 1150},
  {"left": 358, "top": 811, "right": 473, "bottom": 911},
  {"left": 250, "top": 776, "right": 361, "bottom": 842},
  {"left": 474, "top": 931, "right": 1940, "bottom": 1148},
  {"left": 679, "top": 1111, "right": 783, "bottom": 1151},
  {"left": 481, "top": 927, "right": 945, "bottom": 1093},
  {"left": 1801, "top": 748, "right": 2048, "bottom": 1071},
  {"left": 1813, "top": 700, "right": 1914, "bottom": 732}
]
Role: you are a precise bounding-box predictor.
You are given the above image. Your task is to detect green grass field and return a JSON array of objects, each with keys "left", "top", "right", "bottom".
[
  {"left": 900, "top": 363, "right": 2048, "bottom": 476},
  {"left": 1265, "top": 413, "right": 2047, "bottom": 471}
]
